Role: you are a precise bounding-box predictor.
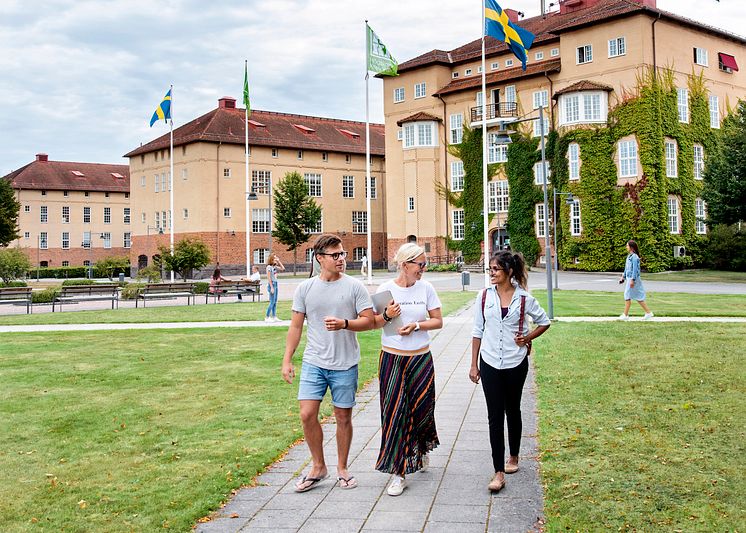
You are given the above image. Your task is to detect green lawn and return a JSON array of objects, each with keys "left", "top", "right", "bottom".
[
  {"left": 0, "top": 290, "right": 475, "bottom": 326},
  {"left": 642, "top": 270, "right": 746, "bottom": 283},
  {"left": 534, "top": 322, "right": 746, "bottom": 531}
]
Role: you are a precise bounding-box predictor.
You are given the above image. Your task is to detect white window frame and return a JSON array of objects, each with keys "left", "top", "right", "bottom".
[
  {"left": 352, "top": 211, "right": 367, "bottom": 233},
  {"left": 24, "top": 205, "right": 30, "bottom": 213},
  {"left": 414, "top": 82, "right": 426, "bottom": 99},
  {"left": 251, "top": 169, "right": 271, "bottom": 195},
  {"left": 568, "top": 143, "right": 580, "bottom": 181},
  {"left": 342, "top": 175, "right": 354, "bottom": 198},
  {"left": 223, "top": 167, "right": 231, "bottom": 178},
  {"left": 488, "top": 180, "right": 509, "bottom": 213},
  {"left": 353, "top": 247, "right": 366, "bottom": 261},
  {"left": 155, "top": 174, "right": 160, "bottom": 193},
  {"left": 40, "top": 205, "right": 48, "bottom": 223},
  {"left": 183, "top": 208, "right": 189, "bottom": 219},
  {"left": 677, "top": 87, "right": 689, "bottom": 123},
  {"left": 577, "top": 44, "right": 593, "bottom": 64},
  {"left": 533, "top": 161, "right": 551, "bottom": 185},
  {"left": 451, "top": 161, "right": 464, "bottom": 192},
  {"left": 450, "top": 113, "right": 463, "bottom": 144},
  {"left": 619, "top": 140, "right": 638, "bottom": 178},
  {"left": 505, "top": 59, "right": 514, "bottom": 67},
  {"left": 533, "top": 90, "right": 548, "bottom": 110},
  {"left": 140, "top": 175, "right": 146, "bottom": 187},
  {"left": 488, "top": 136, "right": 508, "bottom": 163},
  {"left": 550, "top": 47, "right": 559, "bottom": 57},
  {"left": 452, "top": 209, "right": 464, "bottom": 240},
  {"left": 181, "top": 168, "right": 188, "bottom": 180},
  {"left": 667, "top": 197, "right": 680, "bottom": 234},
  {"left": 124, "top": 232, "right": 131, "bottom": 249},
  {"left": 403, "top": 121, "right": 437, "bottom": 149},
  {"left": 504, "top": 85, "right": 516, "bottom": 103},
  {"left": 563, "top": 94, "right": 580, "bottom": 123},
  {"left": 693, "top": 144, "right": 704, "bottom": 180},
  {"left": 62, "top": 206, "right": 70, "bottom": 224},
  {"left": 608, "top": 37, "right": 626, "bottom": 58},
  {"left": 570, "top": 200, "right": 582, "bottom": 236},
  {"left": 82, "top": 206, "right": 90, "bottom": 224},
  {"left": 709, "top": 95, "right": 720, "bottom": 128},
  {"left": 304, "top": 173, "right": 323, "bottom": 197},
  {"left": 252, "top": 208, "right": 271, "bottom": 233},
  {"left": 535, "top": 51, "right": 544, "bottom": 61},
  {"left": 123, "top": 207, "right": 130, "bottom": 224},
  {"left": 465, "top": 68, "right": 472, "bottom": 76},
  {"left": 407, "top": 197, "right": 415, "bottom": 212},
  {"left": 102, "top": 232, "right": 111, "bottom": 249},
  {"left": 665, "top": 140, "right": 678, "bottom": 178},
  {"left": 39, "top": 232, "right": 48, "bottom": 249},
  {"left": 533, "top": 117, "right": 550, "bottom": 137},
  {"left": 490, "top": 61, "right": 499, "bottom": 70},
  {"left": 535, "top": 204, "right": 547, "bottom": 238},
  {"left": 224, "top": 207, "right": 232, "bottom": 218},
  {"left": 305, "top": 248, "right": 314, "bottom": 263},
  {"left": 394, "top": 87, "right": 405, "bottom": 103},
  {"left": 307, "top": 212, "right": 322, "bottom": 234},
  {"left": 62, "top": 232, "right": 70, "bottom": 250},
  {"left": 253, "top": 248, "right": 269, "bottom": 265},
  {"left": 694, "top": 47, "right": 709, "bottom": 67},
  {"left": 695, "top": 199, "right": 707, "bottom": 235},
  {"left": 365, "top": 176, "right": 377, "bottom": 199},
  {"left": 271, "top": 148, "right": 278, "bottom": 158},
  {"left": 104, "top": 207, "right": 111, "bottom": 224}
]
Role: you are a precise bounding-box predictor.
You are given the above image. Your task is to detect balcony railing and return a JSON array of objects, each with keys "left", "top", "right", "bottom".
[{"left": 470, "top": 102, "right": 518, "bottom": 123}]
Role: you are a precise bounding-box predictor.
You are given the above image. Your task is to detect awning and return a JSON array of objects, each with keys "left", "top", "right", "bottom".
[{"left": 719, "top": 52, "right": 739, "bottom": 71}]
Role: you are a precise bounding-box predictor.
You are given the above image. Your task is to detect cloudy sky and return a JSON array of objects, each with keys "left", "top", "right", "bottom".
[{"left": 0, "top": 0, "right": 741, "bottom": 175}]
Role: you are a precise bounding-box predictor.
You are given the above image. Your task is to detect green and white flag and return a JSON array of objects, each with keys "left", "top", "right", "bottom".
[
  {"left": 243, "top": 62, "right": 251, "bottom": 115},
  {"left": 366, "top": 24, "right": 398, "bottom": 76}
]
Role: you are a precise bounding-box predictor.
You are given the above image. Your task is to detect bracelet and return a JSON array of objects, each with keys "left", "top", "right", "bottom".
[
  {"left": 382, "top": 309, "right": 392, "bottom": 322},
  {"left": 343, "top": 319, "right": 349, "bottom": 330}
]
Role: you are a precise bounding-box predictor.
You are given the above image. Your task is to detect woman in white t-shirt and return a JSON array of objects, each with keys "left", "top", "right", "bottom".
[{"left": 372, "top": 243, "right": 443, "bottom": 497}]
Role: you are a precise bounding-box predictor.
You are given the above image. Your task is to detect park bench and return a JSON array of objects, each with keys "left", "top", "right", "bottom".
[
  {"left": 136, "top": 282, "right": 196, "bottom": 307},
  {"left": 53, "top": 284, "right": 119, "bottom": 312},
  {"left": 0, "top": 286, "right": 33, "bottom": 314},
  {"left": 206, "top": 280, "right": 262, "bottom": 303}
]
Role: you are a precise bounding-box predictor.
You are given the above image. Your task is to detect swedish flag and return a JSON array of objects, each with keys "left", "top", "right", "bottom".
[
  {"left": 484, "top": 0, "right": 535, "bottom": 71},
  {"left": 150, "top": 88, "right": 172, "bottom": 127}
]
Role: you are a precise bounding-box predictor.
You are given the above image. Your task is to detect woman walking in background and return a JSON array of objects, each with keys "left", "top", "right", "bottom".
[
  {"left": 265, "top": 253, "right": 285, "bottom": 322},
  {"left": 618, "top": 240, "right": 654, "bottom": 320},
  {"left": 372, "top": 243, "right": 442, "bottom": 496},
  {"left": 470, "top": 250, "right": 550, "bottom": 493}
]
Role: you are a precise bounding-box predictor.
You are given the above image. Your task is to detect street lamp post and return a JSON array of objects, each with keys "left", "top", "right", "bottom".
[
  {"left": 552, "top": 190, "right": 575, "bottom": 289},
  {"left": 246, "top": 188, "right": 258, "bottom": 276},
  {"left": 36, "top": 234, "right": 47, "bottom": 281},
  {"left": 82, "top": 232, "right": 107, "bottom": 279}
]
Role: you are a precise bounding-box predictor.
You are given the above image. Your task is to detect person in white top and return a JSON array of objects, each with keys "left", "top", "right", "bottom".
[
  {"left": 372, "top": 243, "right": 443, "bottom": 496},
  {"left": 470, "top": 250, "right": 550, "bottom": 493},
  {"left": 248, "top": 265, "right": 261, "bottom": 282}
]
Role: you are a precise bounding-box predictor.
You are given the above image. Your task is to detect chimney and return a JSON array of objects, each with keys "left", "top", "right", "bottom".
[
  {"left": 504, "top": 8, "right": 520, "bottom": 23},
  {"left": 218, "top": 96, "right": 236, "bottom": 109},
  {"left": 36, "top": 153, "right": 48, "bottom": 162},
  {"left": 560, "top": 0, "right": 603, "bottom": 14}
]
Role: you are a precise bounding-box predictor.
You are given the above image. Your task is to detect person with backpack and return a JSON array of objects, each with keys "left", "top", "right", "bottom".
[{"left": 469, "top": 250, "right": 550, "bottom": 493}]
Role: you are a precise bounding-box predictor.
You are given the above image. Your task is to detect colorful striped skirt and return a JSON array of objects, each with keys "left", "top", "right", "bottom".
[{"left": 375, "top": 349, "right": 439, "bottom": 476}]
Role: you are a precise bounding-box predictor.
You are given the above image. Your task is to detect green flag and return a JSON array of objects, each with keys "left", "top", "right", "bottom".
[
  {"left": 366, "top": 24, "right": 398, "bottom": 76},
  {"left": 243, "top": 62, "right": 251, "bottom": 114}
]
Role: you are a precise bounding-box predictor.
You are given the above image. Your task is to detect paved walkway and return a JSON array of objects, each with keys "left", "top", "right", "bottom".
[{"left": 194, "top": 306, "right": 544, "bottom": 533}]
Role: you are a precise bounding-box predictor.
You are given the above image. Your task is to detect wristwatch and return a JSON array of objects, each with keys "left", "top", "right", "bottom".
[{"left": 414, "top": 322, "right": 420, "bottom": 331}]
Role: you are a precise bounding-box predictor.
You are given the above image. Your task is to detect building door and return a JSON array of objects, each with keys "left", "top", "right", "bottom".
[{"left": 138, "top": 255, "right": 148, "bottom": 269}]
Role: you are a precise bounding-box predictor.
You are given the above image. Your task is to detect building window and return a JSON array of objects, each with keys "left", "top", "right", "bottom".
[
  {"left": 709, "top": 95, "right": 720, "bottom": 128},
  {"left": 533, "top": 90, "right": 548, "bottom": 109},
  {"left": 365, "top": 176, "right": 377, "bottom": 199},
  {"left": 568, "top": 143, "right": 580, "bottom": 181},
  {"left": 418, "top": 122, "right": 433, "bottom": 146},
  {"left": 62, "top": 206, "right": 70, "bottom": 224},
  {"left": 353, "top": 247, "right": 366, "bottom": 261},
  {"left": 24, "top": 231, "right": 30, "bottom": 239},
  {"left": 535, "top": 204, "right": 547, "bottom": 238},
  {"left": 141, "top": 212, "right": 146, "bottom": 223},
  {"left": 62, "top": 261, "right": 69, "bottom": 267},
  {"left": 253, "top": 248, "right": 269, "bottom": 265},
  {"left": 103, "top": 232, "right": 112, "bottom": 249},
  {"left": 452, "top": 71, "right": 459, "bottom": 79},
  {"left": 41, "top": 190, "right": 46, "bottom": 196},
  {"left": 414, "top": 82, "right": 426, "bottom": 99},
  {"left": 165, "top": 210, "right": 170, "bottom": 229},
  {"left": 305, "top": 248, "right": 314, "bottom": 263},
  {"left": 452, "top": 209, "right": 464, "bottom": 240},
  {"left": 297, "top": 150, "right": 303, "bottom": 160},
  {"left": 352, "top": 211, "right": 367, "bottom": 233},
  {"left": 618, "top": 140, "right": 638, "bottom": 178},
  {"left": 155, "top": 212, "right": 160, "bottom": 229},
  {"left": 39, "top": 232, "right": 48, "bottom": 249},
  {"left": 570, "top": 200, "right": 582, "bottom": 236},
  {"left": 394, "top": 87, "right": 405, "bottom": 103},
  {"left": 224, "top": 207, "right": 232, "bottom": 218},
  {"left": 62, "top": 232, "right": 70, "bottom": 250},
  {"left": 307, "top": 213, "right": 322, "bottom": 234},
  {"left": 533, "top": 161, "right": 551, "bottom": 185},
  {"left": 695, "top": 199, "right": 707, "bottom": 234},
  {"left": 535, "top": 51, "right": 544, "bottom": 61},
  {"left": 82, "top": 207, "right": 91, "bottom": 224},
  {"left": 668, "top": 197, "right": 680, "bottom": 234},
  {"left": 583, "top": 93, "right": 602, "bottom": 121},
  {"left": 694, "top": 47, "right": 708, "bottom": 66},
  {"left": 608, "top": 37, "right": 625, "bottom": 57},
  {"left": 677, "top": 88, "right": 689, "bottom": 123},
  {"left": 83, "top": 260, "right": 90, "bottom": 267},
  {"left": 505, "top": 59, "right": 513, "bottom": 67},
  {"left": 577, "top": 44, "right": 593, "bottom": 64},
  {"left": 490, "top": 61, "right": 499, "bottom": 70},
  {"left": 252, "top": 169, "right": 271, "bottom": 195},
  {"left": 104, "top": 207, "right": 111, "bottom": 224},
  {"left": 451, "top": 161, "right": 465, "bottom": 192},
  {"left": 488, "top": 135, "right": 508, "bottom": 163},
  {"left": 465, "top": 68, "right": 472, "bottom": 76},
  {"left": 181, "top": 168, "right": 188, "bottom": 181},
  {"left": 665, "top": 140, "right": 678, "bottom": 178},
  {"left": 63, "top": 191, "right": 69, "bottom": 197},
  {"left": 489, "top": 180, "right": 509, "bottom": 213},
  {"left": 693, "top": 144, "right": 705, "bottom": 180},
  {"left": 124, "top": 232, "right": 131, "bottom": 249},
  {"left": 139, "top": 175, "right": 145, "bottom": 187},
  {"left": 397, "top": 129, "right": 403, "bottom": 141},
  {"left": 450, "top": 113, "right": 463, "bottom": 144},
  {"left": 407, "top": 197, "right": 415, "bottom": 212},
  {"left": 271, "top": 148, "right": 278, "bottom": 158},
  {"left": 252, "top": 208, "right": 271, "bottom": 233},
  {"left": 345, "top": 154, "right": 352, "bottom": 164},
  {"left": 341, "top": 175, "right": 355, "bottom": 198},
  {"left": 223, "top": 168, "right": 231, "bottom": 178},
  {"left": 123, "top": 208, "right": 130, "bottom": 224},
  {"left": 564, "top": 95, "right": 580, "bottom": 123},
  {"left": 322, "top": 152, "right": 328, "bottom": 162},
  {"left": 504, "top": 85, "right": 516, "bottom": 103},
  {"left": 40, "top": 206, "right": 48, "bottom": 223},
  {"left": 105, "top": 192, "right": 110, "bottom": 198},
  {"left": 165, "top": 173, "right": 170, "bottom": 191},
  {"left": 551, "top": 47, "right": 559, "bottom": 57},
  {"left": 304, "top": 173, "right": 323, "bottom": 197},
  {"left": 155, "top": 174, "right": 160, "bottom": 193},
  {"left": 125, "top": 193, "right": 129, "bottom": 199},
  {"left": 403, "top": 121, "right": 437, "bottom": 149},
  {"left": 24, "top": 205, "right": 30, "bottom": 213},
  {"left": 533, "top": 116, "right": 550, "bottom": 137},
  {"left": 183, "top": 208, "right": 189, "bottom": 219}
]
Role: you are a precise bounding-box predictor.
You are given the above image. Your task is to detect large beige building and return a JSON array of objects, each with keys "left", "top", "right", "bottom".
[
  {"left": 124, "top": 97, "right": 386, "bottom": 275},
  {"left": 382, "top": 0, "right": 746, "bottom": 266},
  {"left": 4, "top": 154, "right": 131, "bottom": 270}
]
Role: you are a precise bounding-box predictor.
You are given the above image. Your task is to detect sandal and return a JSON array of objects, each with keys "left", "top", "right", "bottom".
[
  {"left": 337, "top": 475, "right": 358, "bottom": 490},
  {"left": 294, "top": 473, "right": 329, "bottom": 493}
]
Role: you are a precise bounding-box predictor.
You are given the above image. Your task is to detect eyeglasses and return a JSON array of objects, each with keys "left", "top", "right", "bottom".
[
  {"left": 406, "top": 260, "right": 428, "bottom": 269},
  {"left": 317, "top": 251, "right": 348, "bottom": 260},
  {"left": 486, "top": 266, "right": 505, "bottom": 273}
]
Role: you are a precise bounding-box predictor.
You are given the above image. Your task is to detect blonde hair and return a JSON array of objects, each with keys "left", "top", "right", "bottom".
[
  {"left": 267, "top": 253, "right": 278, "bottom": 265},
  {"left": 393, "top": 242, "right": 425, "bottom": 267}
]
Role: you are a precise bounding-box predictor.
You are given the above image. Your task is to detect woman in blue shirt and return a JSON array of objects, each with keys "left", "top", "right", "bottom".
[{"left": 618, "top": 240, "right": 654, "bottom": 320}]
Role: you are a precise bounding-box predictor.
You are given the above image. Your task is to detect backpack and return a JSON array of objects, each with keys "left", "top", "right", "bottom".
[{"left": 481, "top": 288, "right": 532, "bottom": 355}]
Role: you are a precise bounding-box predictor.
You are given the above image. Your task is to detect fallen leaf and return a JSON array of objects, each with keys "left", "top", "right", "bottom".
[{"left": 229, "top": 513, "right": 239, "bottom": 519}]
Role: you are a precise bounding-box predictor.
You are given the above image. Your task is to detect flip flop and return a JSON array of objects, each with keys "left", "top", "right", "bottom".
[
  {"left": 294, "top": 474, "right": 329, "bottom": 493},
  {"left": 337, "top": 475, "right": 358, "bottom": 490}
]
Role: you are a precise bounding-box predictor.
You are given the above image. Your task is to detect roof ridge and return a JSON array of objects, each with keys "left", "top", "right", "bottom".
[{"left": 229, "top": 107, "right": 385, "bottom": 127}]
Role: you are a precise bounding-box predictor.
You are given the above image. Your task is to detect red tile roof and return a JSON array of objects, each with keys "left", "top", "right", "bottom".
[
  {"left": 124, "top": 104, "right": 386, "bottom": 158},
  {"left": 433, "top": 59, "right": 562, "bottom": 97},
  {"left": 552, "top": 80, "right": 614, "bottom": 99},
  {"left": 399, "top": 0, "right": 746, "bottom": 73},
  {"left": 3, "top": 158, "right": 129, "bottom": 192},
  {"left": 396, "top": 112, "right": 443, "bottom": 126}
]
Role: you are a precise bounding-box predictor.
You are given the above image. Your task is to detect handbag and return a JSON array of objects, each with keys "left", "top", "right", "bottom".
[{"left": 481, "top": 289, "right": 532, "bottom": 355}]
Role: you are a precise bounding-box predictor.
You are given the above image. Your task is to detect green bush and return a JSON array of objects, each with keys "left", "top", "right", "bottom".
[
  {"left": 61, "top": 279, "right": 107, "bottom": 286},
  {"left": 194, "top": 281, "right": 209, "bottom": 294},
  {"left": 701, "top": 224, "right": 746, "bottom": 271},
  {"left": 0, "top": 247, "right": 32, "bottom": 283},
  {"left": 427, "top": 264, "right": 460, "bottom": 272},
  {"left": 27, "top": 266, "right": 88, "bottom": 279},
  {"left": 121, "top": 284, "right": 144, "bottom": 300},
  {"left": 32, "top": 287, "right": 60, "bottom": 304},
  {"left": 0, "top": 281, "right": 28, "bottom": 287},
  {"left": 136, "top": 266, "right": 162, "bottom": 283}
]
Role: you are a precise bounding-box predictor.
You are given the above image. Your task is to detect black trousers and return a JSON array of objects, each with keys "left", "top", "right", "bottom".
[{"left": 479, "top": 355, "right": 529, "bottom": 473}]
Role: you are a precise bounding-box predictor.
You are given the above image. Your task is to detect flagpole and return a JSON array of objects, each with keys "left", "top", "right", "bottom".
[
  {"left": 365, "top": 20, "right": 373, "bottom": 286},
  {"left": 481, "top": 4, "right": 490, "bottom": 287},
  {"left": 169, "top": 84, "right": 175, "bottom": 282},
  {"left": 244, "top": 61, "right": 251, "bottom": 278}
]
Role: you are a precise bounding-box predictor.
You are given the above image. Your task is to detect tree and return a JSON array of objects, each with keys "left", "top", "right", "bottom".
[
  {"left": 272, "top": 171, "right": 322, "bottom": 274},
  {"left": 703, "top": 100, "right": 746, "bottom": 225},
  {"left": 158, "top": 237, "right": 211, "bottom": 280},
  {"left": 0, "top": 178, "right": 21, "bottom": 246},
  {"left": 94, "top": 255, "right": 130, "bottom": 280},
  {"left": 0, "top": 247, "right": 31, "bottom": 283}
]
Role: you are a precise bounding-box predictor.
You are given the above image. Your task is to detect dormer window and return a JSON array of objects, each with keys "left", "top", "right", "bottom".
[
  {"left": 558, "top": 90, "right": 609, "bottom": 126},
  {"left": 293, "top": 124, "right": 315, "bottom": 134},
  {"left": 402, "top": 121, "right": 437, "bottom": 149},
  {"left": 248, "top": 119, "right": 266, "bottom": 127},
  {"left": 337, "top": 128, "right": 360, "bottom": 139},
  {"left": 71, "top": 170, "right": 85, "bottom": 177}
]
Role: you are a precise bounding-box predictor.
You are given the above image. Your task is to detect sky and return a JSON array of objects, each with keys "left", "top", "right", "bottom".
[{"left": 0, "top": 0, "right": 742, "bottom": 175}]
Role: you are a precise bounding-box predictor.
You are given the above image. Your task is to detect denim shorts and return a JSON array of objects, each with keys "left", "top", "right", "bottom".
[{"left": 298, "top": 362, "right": 358, "bottom": 408}]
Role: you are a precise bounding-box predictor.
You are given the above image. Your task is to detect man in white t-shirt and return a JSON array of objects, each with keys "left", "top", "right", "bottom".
[{"left": 282, "top": 234, "right": 374, "bottom": 492}]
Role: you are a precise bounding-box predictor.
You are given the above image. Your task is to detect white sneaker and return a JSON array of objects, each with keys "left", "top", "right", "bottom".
[
  {"left": 420, "top": 455, "right": 429, "bottom": 472},
  {"left": 387, "top": 475, "right": 406, "bottom": 496},
  {"left": 264, "top": 317, "right": 272, "bottom": 323},
  {"left": 618, "top": 314, "right": 629, "bottom": 321},
  {"left": 643, "top": 312, "right": 654, "bottom": 320}
]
